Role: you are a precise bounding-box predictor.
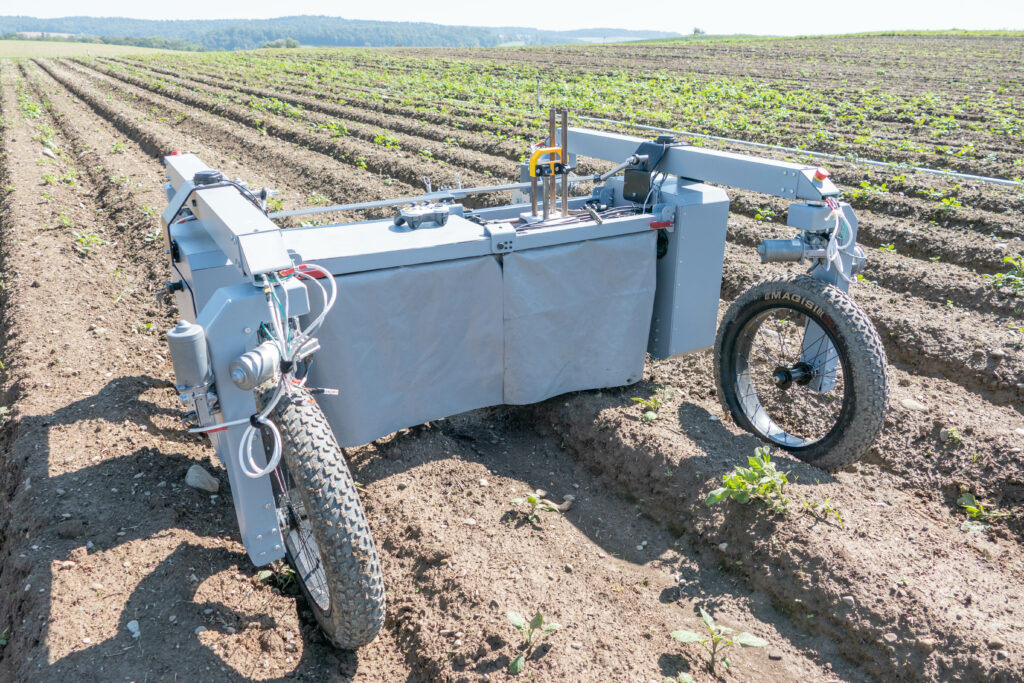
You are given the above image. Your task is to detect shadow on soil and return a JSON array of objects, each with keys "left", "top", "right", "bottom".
[
  {"left": 2, "top": 376, "right": 855, "bottom": 680},
  {"left": 0, "top": 375, "right": 405, "bottom": 682}
]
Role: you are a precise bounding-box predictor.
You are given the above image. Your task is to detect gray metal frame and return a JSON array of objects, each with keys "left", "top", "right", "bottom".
[{"left": 161, "top": 126, "right": 862, "bottom": 566}]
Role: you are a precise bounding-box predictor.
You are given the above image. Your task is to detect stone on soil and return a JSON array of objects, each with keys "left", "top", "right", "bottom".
[{"left": 185, "top": 464, "right": 219, "bottom": 493}]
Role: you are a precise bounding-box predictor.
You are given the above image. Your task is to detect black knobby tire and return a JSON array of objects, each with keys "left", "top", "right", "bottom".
[
  {"left": 714, "top": 274, "right": 889, "bottom": 471},
  {"left": 257, "top": 386, "right": 385, "bottom": 649}
]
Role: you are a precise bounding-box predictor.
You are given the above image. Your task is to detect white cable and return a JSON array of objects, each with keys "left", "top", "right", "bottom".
[{"left": 190, "top": 263, "right": 337, "bottom": 478}]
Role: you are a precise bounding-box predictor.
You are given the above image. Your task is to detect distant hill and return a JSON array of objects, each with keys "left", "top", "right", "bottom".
[{"left": 0, "top": 16, "right": 681, "bottom": 51}]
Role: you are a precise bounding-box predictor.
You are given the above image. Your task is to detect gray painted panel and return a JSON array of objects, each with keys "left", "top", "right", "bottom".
[
  {"left": 503, "top": 232, "right": 656, "bottom": 404},
  {"left": 308, "top": 256, "right": 505, "bottom": 447}
]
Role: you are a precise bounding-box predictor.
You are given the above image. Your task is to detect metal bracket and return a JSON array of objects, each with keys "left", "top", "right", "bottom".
[{"left": 485, "top": 222, "right": 516, "bottom": 253}]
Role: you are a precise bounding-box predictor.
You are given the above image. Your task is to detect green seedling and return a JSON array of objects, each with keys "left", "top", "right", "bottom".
[
  {"left": 110, "top": 141, "right": 125, "bottom": 153},
  {"left": 0, "top": 626, "right": 7, "bottom": 646},
  {"left": 631, "top": 395, "right": 663, "bottom": 421},
  {"left": 257, "top": 560, "right": 297, "bottom": 590},
  {"left": 372, "top": 132, "right": 400, "bottom": 148},
  {"left": 0, "top": 406, "right": 10, "bottom": 426},
  {"left": 957, "top": 491, "right": 1008, "bottom": 521},
  {"left": 71, "top": 231, "right": 108, "bottom": 257},
  {"left": 705, "top": 446, "right": 790, "bottom": 513},
  {"left": 670, "top": 608, "right": 766, "bottom": 675},
  {"left": 878, "top": 243, "right": 897, "bottom": 253},
  {"left": 802, "top": 497, "right": 844, "bottom": 528},
  {"left": 754, "top": 207, "right": 776, "bottom": 222},
  {"left": 983, "top": 254, "right": 1024, "bottom": 295},
  {"left": 507, "top": 611, "right": 560, "bottom": 675},
  {"left": 510, "top": 492, "right": 559, "bottom": 521}
]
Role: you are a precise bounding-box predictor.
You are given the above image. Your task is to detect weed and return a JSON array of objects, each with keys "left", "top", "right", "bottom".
[
  {"left": 507, "top": 611, "right": 560, "bottom": 675},
  {"left": 670, "top": 608, "right": 766, "bottom": 675},
  {"left": 311, "top": 120, "right": 349, "bottom": 138},
  {"left": 631, "top": 395, "right": 663, "bottom": 421},
  {"left": 705, "top": 447, "right": 790, "bottom": 513},
  {"left": 71, "top": 231, "right": 108, "bottom": 257},
  {"left": 801, "top": 498, "right": 844, "bottom": 527},
  {"left": 1007, "top": 323, "right": 1024, "bottom": 349},
  {"left": 983, "top": 254, "right": 1024, "bottom": 295},
  {"left": 110, "top": 141, "right": 125, "bottom": 153},
  {"left": 957, "top": 491, "right": 1008, "bottom": 521},
  {"left": 510, "top": 491, "right": 559, "bottom": 521},
  {"left": 256, "top": 560, "right": 297, "bottom": 590},
  {"left": 938, "top": 196, "right": 962, "bottom": 215},
  {"left": 373, "top": 132, "right": 400, "bottom": 148}
]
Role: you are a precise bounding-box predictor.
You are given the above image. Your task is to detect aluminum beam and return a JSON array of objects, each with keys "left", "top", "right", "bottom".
[{"left": 561, "top": 127, "right": 839, "bottom": 201}]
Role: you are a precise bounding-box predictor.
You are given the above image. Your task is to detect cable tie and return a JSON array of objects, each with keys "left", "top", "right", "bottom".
[{"left": 249, "top": 414, "right": 262, "bottom": 428}]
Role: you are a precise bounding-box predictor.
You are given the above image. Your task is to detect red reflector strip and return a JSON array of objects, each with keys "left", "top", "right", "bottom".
[
  {"left": 649, "top": 220, "right": 672, "bottom": 229},
  {"left": 280, "top": 264, "right": 328, "bottom": 279}
]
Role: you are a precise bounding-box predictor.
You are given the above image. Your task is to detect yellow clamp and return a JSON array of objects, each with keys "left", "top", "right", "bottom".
[{"left": 529, "top": 146, "right": 563, "bottom": 178}]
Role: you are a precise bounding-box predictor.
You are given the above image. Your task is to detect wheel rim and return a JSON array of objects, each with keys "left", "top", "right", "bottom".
[
  {"left": 274, "top": 468, "right": 331, "bottom": 613},
  {"left": 730, "top": 304, "right": 851, "bottom": 449}
]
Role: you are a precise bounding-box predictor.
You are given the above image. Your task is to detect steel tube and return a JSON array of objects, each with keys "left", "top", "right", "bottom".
[
  {"left": 560, "top": 109, "right": 569, "bottom": 218},
  {"left": 268, "top": 182, "right": 534, "bottom": 219}
]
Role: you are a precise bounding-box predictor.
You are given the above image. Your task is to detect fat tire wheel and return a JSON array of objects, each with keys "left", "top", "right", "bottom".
[
  {"left": 257, "top": 386, "right": 385, "bottom": 649},
  {"left": 714, "top": 274, "right": 889, "bottom": 471}
]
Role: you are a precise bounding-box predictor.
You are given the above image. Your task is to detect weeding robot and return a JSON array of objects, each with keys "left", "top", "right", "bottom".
[{"left": 161, "top": 109, "right": 888, "bottom": 648}]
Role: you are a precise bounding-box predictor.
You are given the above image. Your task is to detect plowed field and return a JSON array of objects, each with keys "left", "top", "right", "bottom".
[{"left": 0, "top": 33, "right": 1022, "bottom": 682}]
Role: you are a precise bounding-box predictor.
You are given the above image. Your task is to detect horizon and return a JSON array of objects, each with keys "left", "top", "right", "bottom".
[{"left": 3, "top": 1, "right": 1023, "bottom": 36}]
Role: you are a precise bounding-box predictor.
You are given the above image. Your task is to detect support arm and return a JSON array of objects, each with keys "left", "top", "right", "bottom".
[{"left": 562, "top": 127, "right": 839, "bottom": 201}]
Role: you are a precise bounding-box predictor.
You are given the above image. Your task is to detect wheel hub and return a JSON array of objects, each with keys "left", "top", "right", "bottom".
[{"left": 772, "top": 362, "right": 815, "bottom": 390}]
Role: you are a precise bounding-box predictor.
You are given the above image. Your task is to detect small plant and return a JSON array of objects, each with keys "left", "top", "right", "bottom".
[
  {"left": 510, "top": 491, "right": 559, "bottom": 521},
  {"left": 670, "top": 608, "right": 766, "bottom": 675},
  {"left": 0, "top": 626, "right": 7, "bottom": 646},
  {"left": 801, "top": 498, "right": 844, "bottom": 527},
  {"left": 983, "top": 254, "right": 1024, "bottom": 295},
  {"left": 631, "top": 395, "right": 663, "bottom": 421},
  {"left": 507, "top": 611, "right": 560, "bottom": 675},
  {"left": 143, "top": 230, "right": 161, "bottom": 242},
  {"left": 56, "top": 212, "right": 73, "bottom": 228},
  {"left": 373, "top": 132, "right": 400, "bottom": 148},
  {"left": 307, "top": 192, "right": 328, "bottom": 205},
  {"left": 938, "top": 196, "right": 962, "bottom": 215},
  {"left": 878, "top": 243, "right": 896, "bottom": 253},
  {"left": 355, "top": 156, "right": 368, "bottom": 170},
  {"left": 110, "top": 141, "right": 126, "bottom": 153},
  {"left": 266, "top": 197, "right": 284, "bottom": 212},
  {"left": 754, "top": 207, "right": 776, "bottom": 222},
  {"left": 71, "top": 231, "right": 108, "bottom": 257},
  {"left": 705, "top": 447, "right": 790, "bottom": 513},
  {"left": 0, "top": 406, "right": 10, "bottom": 426},
  {"left": 957, "top": 491, "right": 1008, "bottom": 521},
  {"left": 257, "top": 560, "right": 297, "bottom": 590}
]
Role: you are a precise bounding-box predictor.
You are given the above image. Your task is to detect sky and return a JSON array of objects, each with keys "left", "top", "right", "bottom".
[{"left": 5, "top": 1, "right": 1024, "bottom": 35}]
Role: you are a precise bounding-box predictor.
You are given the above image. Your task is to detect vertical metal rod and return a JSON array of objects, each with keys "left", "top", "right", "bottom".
[
  {"left": 547, "top": 107, "right": 556, "bottom": 217},
  {"left": 531, "top": 175, "right": 538, "bottom": 216},
  {"left": 560, "top": 108, "right": 569, "bottom": 218}
]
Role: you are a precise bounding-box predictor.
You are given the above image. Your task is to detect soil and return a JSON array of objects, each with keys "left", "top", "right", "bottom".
[{"left": 0, "top": 35, "right": 1022, "bottom": 683}]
